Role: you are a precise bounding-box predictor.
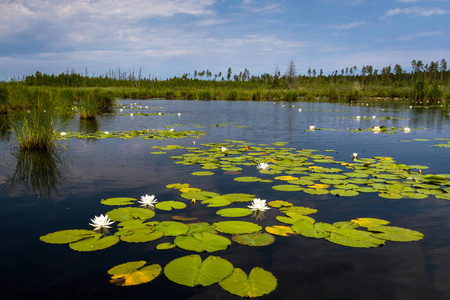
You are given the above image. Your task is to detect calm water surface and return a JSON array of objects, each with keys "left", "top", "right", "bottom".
[{"left": 0, "top": 99, "right": 449, "bottom": 300}]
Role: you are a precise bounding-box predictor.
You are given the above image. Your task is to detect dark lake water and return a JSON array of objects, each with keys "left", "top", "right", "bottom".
[{"left": 0, "top": 99, "right": 449, "bottom": 300}]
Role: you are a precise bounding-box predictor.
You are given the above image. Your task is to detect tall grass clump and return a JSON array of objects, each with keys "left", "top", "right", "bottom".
[
  {"left": 78, "top": 92, "right": 99, "bottom": 119},
  {"left": 9, "top": 109, "right": 57, "bottom": 151},
  {"left": 0, "top": 84, "right": 8, "bottom": 114}
]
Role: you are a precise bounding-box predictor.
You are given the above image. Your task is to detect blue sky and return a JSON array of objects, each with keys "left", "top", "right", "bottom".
[{"left": 0, "top": 0, "right": 449, "bottom": 80}]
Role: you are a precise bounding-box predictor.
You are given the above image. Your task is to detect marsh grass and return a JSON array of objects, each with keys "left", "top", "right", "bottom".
[{"left": 9, "top": 109, "right": 58, "bottom": 151}]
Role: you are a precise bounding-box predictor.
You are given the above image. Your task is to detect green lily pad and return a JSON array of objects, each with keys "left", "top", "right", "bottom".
[
  {"left": 368, "top": 226, "right": 425, "bottom": 242},
  {"left": 40, "top": 229, "right": 96, "bottom": 244},
  {"left": 280, "top": 206, "right": 318, "bottom": 215},
  {"left": 186, "top": 222, "right": 218, "bottom": 235},
  {"left": 174, "top": 232, "right": 231, "bottom": 252},
  {"left": 330, "top": 189, "right": 359, "bottom": 197},
  {"left": 156, "top": 242, "right": 176, "bottom": 250},
  {"left": 108, "top": 261, "right": 162, "bottom": 286},
  {"left": 303, "top": 188, "right": 329, "bottom": 195},
  {"left": 155, "top": 201, "right": 187, "bottom": 211},
  {"left": 212, "top": 221, "right": 262, "bottom": 235},
  {"left": 192, "top": 171, "right": 215, "bottom": 176},
  {"left": 265, "top": 225, "right": 296, "bottom": 236},
  {"left": 272, "top": 184, "right": 304, "bottom": 192},
  {"left": 120, "top": 229, "right": 164, "bottom": 243},
  {"left": 155, "top": 221, "right": 190, "bottom": 236},
  {"left": 219, "top": 267, "right": 277, "bottom": 298},
  {"left": 106, "top": 207, "right": 156, "bottom": 222},
  {"left": 268, "top": 200, "right": 293, "bottom": 208},
  {"left": 326, "top": 227, "right": 385, "bottom": 248},
  {"left": 234, "top": 176, "right": 264, "bottom": 182},
  {"left": 100, "top": 197, "right": 137, "bottom": 206},
  {"left": 292, "top": 220, "right": 336, "bottom": 238},
  {"left": 276, "top": 213, "right": 315, "bottom": 225},
  {"left": 216, "top": 208, "right": 253, "bottom": 217},
  {"left": 69, "top": 234, "right": 119, "bottom": 251},
  {"left": 164, "top": 255, "right": 234, "bottom": 287},
  {"left": 231, "top": 232, "right": 275, "bottom": 247}
]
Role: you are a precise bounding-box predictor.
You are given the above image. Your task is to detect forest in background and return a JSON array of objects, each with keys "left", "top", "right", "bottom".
[{"left": 1, "top": 58, "right": 449, "bottom": 103}]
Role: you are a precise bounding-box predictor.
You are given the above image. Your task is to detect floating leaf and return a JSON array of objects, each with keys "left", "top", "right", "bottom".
[
  {"left": 326, "top": 227, "right": 385, "bottom": 248},
  {"left": 40, "top": 229, "right": 95, "bottom": 244},
  {"left": 303, "top": 188, "right": 329, "bottom": 195},
  {"left": 186, "top": 222, "right": 217, "bottom": 235},
  {"left": 276, "top": 213, "right": 315, "bottom": 225},
  {"left": 155, "top": 201, "right": 187, "bottom": 211},
  {"left": 174, "top": 232, "right": 231, "bottom": 252},
  {"left": 166, "top": 183, "right": 190, "bottom": 189},
  {"left": 171, "top": 216, "right": 199, "bottom": 221},
  {"left": 219, "top": 267, "right": 277, "bottom": 298},
  {"left": 155, "top": 221, "right": 189, "bottom": 236},
  {"left": 272, "top": 184, "right": 304, "bottom": 192},
  {"left": 69, "top": 234, "right": 119, "bottom": 251},
  {"left": 292, "top": 220, "right": 336, "bottom": 238},
  {"left": 106, "top": 207, "right": 155, "bottom": 222},
  {"left": 212, "top": 221, "right": 262, "bottom": 235},
  {"left": 120, "top": 228, "right": 164, "bottom": 243},
  {"left": 234, "top": 176, "right": 263, "bottom": 182},
  {"left": 268, "top": 200, "right": 293, "bottom": 208},
  {"left": 330, "top": 189, "right": 359, "bottom": 197},
  {"left": 368, "top": 226, "right": 425, "bottom": 242},
  {"left": 156, "top": 242, "right": 176, "bottom": 250},
  {"left": 164, "top": 255, "right": 234, "bottom": 287},
  {"left": 280, "top": 206, "right": 318, "bottom": 215},
  {"left": 191, "top": 171, "right": 215, "bottom": 176},
  {"left": 265, "top": 225, "right": 295, "bottom": 236},
  {"left": 351, "top": 218, "right": 390, "bottom": 228},
  {"left": 232, "top": 232, "right": 275, "bottom": 247},
  {"left": 216, "top": 208, "right": 253, "bottom": 217},
  {"left": 108, "top": 261, "right": 162, "bottom": 286},
  {"left": 100, "top": 197, "right": 137, "bottom": 206}
]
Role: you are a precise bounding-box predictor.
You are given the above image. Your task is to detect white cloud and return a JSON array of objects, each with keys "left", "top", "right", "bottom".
[
  {"left": 380, "top": 6, "right": 449, "bottom": 19},
  {"left": 397, "top": 31, "right": 443, "bottom": 41},
  {"left": 330, "top": 21, "right": 365, "bottom": 30}
]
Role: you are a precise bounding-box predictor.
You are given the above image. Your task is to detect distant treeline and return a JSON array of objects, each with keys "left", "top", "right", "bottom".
[
  {"left": 1, "top": 59, "right": 449, "bottom": 104},
  {"left": 13, "top": 58, "right": 448, "bottom": 89}
]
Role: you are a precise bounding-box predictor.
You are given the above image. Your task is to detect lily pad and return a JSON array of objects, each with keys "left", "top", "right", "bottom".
[
  {"left": 292, "top": 220, "right": 336, "bottom": 238},
  {"left": 368, "top": 226, "right": 425, "bottom": 242},
  {"left": 268, "top": 200, "right": 293, "bottom": 208},
  {"left": 155, "top": 201, "right": 187, "bottom": 211},
  {"left": 326, "top": 227, "right": 385, "bottom": 248},
  {"left": 106, "top": 207, "right": 155, "bottom": 222},
  {"left": 156, "top": 242, "right": 176, "bottom": 250},
  {"left": 232, "top": 232, "right": 275, "bottom": 247},
  {"left": 191, "top": 171, "right": 215, "bottom": 176},
  {"left": 219, "top": 267, "right": 277, "bottom": 298},
  {"left": 212, "top": 221, "right": 262, "bottom": 235},
  {"left": 174, "top": 232, "right": 231, "bottom": 252},
  {"left": 120, "top": 228, "right": 164, "bottom": 243},
  {"left": 164, "top": 255, "right": 234, "bottom": 287},
  {"left": 69, "top": 234, "right": 120, "bottom": 251},
  {"left": 272, "top": 184, "right": 304, "bottom": 192},
  {"left": 108, "top": 261, "right": 162, "bottom": 286},
  {"left": 40, "top": 229, "right": 96, "bottom": 244},
  {"left": 100, "top": 197, "right": 137, "bottom": 206},
  {"left": 216, "top": 208, "right": 253, "bottom": 217},
  {"left": 265, "top": 225, "right": 296, "bottom": 236},
  {"left": 155, "top": 221, "right": 190, "bottom": 236}
]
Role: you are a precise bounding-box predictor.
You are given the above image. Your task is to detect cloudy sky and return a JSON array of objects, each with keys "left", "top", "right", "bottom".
[{"left": 0, "top": 0, "right": 449, "bottom": 80}]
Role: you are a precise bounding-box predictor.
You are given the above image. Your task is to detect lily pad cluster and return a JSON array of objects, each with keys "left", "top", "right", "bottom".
[
  {"left": 57, "top": 129, "right": 207, "bottom": 140},
  {"left": 166, "top": 140, "right": 450, "bottom": 200}
]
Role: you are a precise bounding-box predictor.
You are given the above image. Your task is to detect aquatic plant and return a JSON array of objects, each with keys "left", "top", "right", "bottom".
[{"left": 9, "top": 109, "right": 58, "bottom": 151}]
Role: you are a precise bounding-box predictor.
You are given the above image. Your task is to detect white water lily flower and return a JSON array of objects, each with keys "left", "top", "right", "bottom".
[
  {"left": 356, "top": 116, "right": 361, "bottom": 119},
  {"left": 138, "top": 194, "right": 157, "bottom": 207},
  {"left": 248, "top": 198, "right": 270, "bottom": 212},
  {"left": 404, "top": 127, "right": 411, "bottom": 133},
  {"left": 309, "top": 125, "right": 315, "bottom": 130},
  {"left": 130, "top": 113, "right": 133, "bottom": 116},
  {"left": 60, "top": 132, "right": 67, "bottom": 136},
  {"left": 352, "top": 153, "right": 358, "bottom": 159},
  {"left": 298, "top": 108, "right": 302, "bottom": 112},
  {"left": 256, "top": 162, "right": 270, "bottom": 170},
  {"left": 89, "top": 214, "right": 114, "bottom": 231},
  {"left": 372, "top": 116, "right": 376, "bottom": 119},
  {"left": 103, "top": 131, "right": 109, "bottom": 134},
  {"left": 373, "top": 126, "right": 381, "bottom": 132},
  {"left": 178, "top": 113, "right": 181, "bottom": 116},
  {"left": 221, "top": 147, "right": 227, "bottom": 152},
  {"left": 170, "top": 128, "right": 175, "bottom": 132}
]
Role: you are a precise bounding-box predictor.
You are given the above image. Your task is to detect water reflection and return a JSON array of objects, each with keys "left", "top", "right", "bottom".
[
  {"left": 78, "top": 118, "right": 98, "bottom": 133},
  {"left": 0, "top": 114, "right": 11, "bottom": 140},
  {"left": 8, "top": 150, "right": 65, "bottom": 199}
]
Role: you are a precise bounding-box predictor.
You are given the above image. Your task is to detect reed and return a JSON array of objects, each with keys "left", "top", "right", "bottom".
[{"left": 9, "top": 109, "right": 57, "bottom": 151}]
